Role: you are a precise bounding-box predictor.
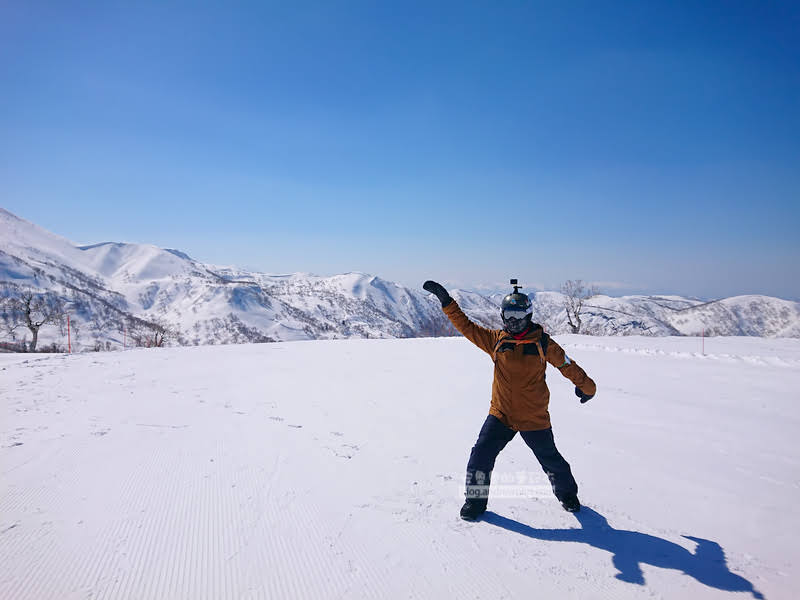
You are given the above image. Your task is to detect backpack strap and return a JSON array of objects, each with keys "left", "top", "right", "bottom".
[
  {"left": 492, "top": 329, "right": 547, "bottom": 364},
  {"left": 533, "top": 340, "right": 546, "bottom": 364},
  {"left": 540, "top": 330, "right": 550, "bottom": 355},
  {"left": 491, "top": 336, "right": 516, "bottom": 362}
]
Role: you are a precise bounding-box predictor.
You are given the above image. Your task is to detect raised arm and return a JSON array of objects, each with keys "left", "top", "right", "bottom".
[
  {"left": 545, "top": 337, "right": 597, "bottom": 401},
  {"left": 423, "top": 280, "right": 499, "bottom": 355}
]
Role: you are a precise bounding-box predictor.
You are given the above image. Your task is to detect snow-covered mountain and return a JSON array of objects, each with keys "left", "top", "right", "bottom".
[
  {"left": 1, "top": 208, "right": 799, "bottom": 350},
  {"left": 0, "top": 209, "right": 455, "bottom": 349},
  {"left": 526, "top": 291, "right": 800, "bottom": 338}
]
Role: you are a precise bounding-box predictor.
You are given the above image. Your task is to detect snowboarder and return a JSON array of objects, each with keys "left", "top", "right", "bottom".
[{"left": 423, "top": 279, "right": 597, "bottom": 521}]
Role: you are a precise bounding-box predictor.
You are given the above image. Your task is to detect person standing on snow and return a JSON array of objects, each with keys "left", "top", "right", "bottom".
[{"left": 423, "top": 279, "right": 597, "bottom": 521}]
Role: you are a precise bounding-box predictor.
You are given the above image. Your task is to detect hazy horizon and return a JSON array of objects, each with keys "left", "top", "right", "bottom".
[{"left": 1, "top": 206, "right": 796, "bottom": 302}]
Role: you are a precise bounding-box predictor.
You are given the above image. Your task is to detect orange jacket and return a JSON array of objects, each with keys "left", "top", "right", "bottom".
[{"left": 443, "top": 301, "right": 596, "bottom": 431}]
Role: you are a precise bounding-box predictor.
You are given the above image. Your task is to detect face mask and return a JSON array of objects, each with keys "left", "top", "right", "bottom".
[{"left": 503, "top": 314, "right": 529, "bottom": 334}]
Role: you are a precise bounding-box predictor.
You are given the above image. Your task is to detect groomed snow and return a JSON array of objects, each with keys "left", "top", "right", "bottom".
[{"left": 2, "top": 335, "right": 798, "bottom": 599}]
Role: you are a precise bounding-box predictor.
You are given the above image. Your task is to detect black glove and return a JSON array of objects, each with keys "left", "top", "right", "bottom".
[
  {"left": 575, "top": 386, "right": 594, "bottom": 404},
  {"left": 423, "top": 280, "right": 453, "bottom": 308}
]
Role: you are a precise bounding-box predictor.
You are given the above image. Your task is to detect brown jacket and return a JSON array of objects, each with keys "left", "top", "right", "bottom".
[{"left": 443, "top": 300, "right": 596, "bottom": 431}]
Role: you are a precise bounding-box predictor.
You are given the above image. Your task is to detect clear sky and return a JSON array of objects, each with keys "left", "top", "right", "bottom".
[{"left": 2, "top": 1, "right": 799, "bottom": 299}]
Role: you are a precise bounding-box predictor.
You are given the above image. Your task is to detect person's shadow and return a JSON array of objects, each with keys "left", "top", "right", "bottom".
[{"left": 481, "top": 508, "right": 764, "bottom": 599}]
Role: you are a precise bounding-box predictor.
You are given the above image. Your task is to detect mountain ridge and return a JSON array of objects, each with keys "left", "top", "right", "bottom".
[{"left": 1, "top": 208, "right": 798, "bottom": 350}]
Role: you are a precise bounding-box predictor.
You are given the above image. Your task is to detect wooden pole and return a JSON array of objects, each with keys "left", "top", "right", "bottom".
[{"left": 67, "top": 314, "right": 71, "bottom": 354}]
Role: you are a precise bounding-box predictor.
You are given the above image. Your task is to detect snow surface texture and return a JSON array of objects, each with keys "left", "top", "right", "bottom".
[
  {"left": 2, "top": 335, "right": 797, "bottom": 599},
  {"left": 2, "top": 207, "right": 799, "bottom": 351}
]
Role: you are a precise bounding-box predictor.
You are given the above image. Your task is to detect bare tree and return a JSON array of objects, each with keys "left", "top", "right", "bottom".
[
  {"left": 127, "top": 317, "right": 173, "bottom": 348},
  {"left": 90, "top": 314, "right": 111, "bottom": 351},
  {"left": 149, "top": 320, "right": 170, "bottom": 348},
  {"left": 3, "top": 291, "right": 65, "bottom": 351},
  {"left": 0, "top": 296, "right": 23, "bottom": 341},
  {"left": 561, "top": 280, "right": 598, "bottom": 334},
  {"left": 69, "top": 319, "right": 81, "bottom": 350}
]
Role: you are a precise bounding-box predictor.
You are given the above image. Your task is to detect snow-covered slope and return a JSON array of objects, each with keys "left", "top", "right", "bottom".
[
  {"left": 0, "top": 209, "right": 452, "bottom": 348},
  {"left": 2, "top": 336, "right": 797, "bottom": 598},
  {"left": 79, "top": 241, "right": 204, "bottom": 282},
  {"left": 1, "top": 207, "right": 799, "bottom": 350}
]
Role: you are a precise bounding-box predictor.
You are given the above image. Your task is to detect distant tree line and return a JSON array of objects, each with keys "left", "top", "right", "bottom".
[{"left": 0, "top": 286, "right": 175, "bottom": 352}]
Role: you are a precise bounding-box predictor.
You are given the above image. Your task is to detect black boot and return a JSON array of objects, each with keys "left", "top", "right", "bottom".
[
  {"left": 560, "top": 494, "right": 581, "bottom": 513},
  {"left": 460, "top": 500, "right": 487, "bottom": 521}
]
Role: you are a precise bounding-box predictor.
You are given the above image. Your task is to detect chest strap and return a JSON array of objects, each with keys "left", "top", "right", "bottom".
[{"left": 492, "top": 336, "right": 546, "bottom": 364}]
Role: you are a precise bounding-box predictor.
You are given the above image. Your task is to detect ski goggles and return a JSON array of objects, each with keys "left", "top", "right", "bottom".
[{"left": 502, "top": 307, "right": 532, "bottom": 321}]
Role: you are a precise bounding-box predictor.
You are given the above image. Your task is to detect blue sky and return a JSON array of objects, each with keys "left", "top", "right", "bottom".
[{"left": 2, "top": 1, "right": 799, "bottom": 299}]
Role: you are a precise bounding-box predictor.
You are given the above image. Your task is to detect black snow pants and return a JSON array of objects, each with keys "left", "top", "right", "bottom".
[{"left": 465, "top": 414, "right": 578, "bottom": 507}]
